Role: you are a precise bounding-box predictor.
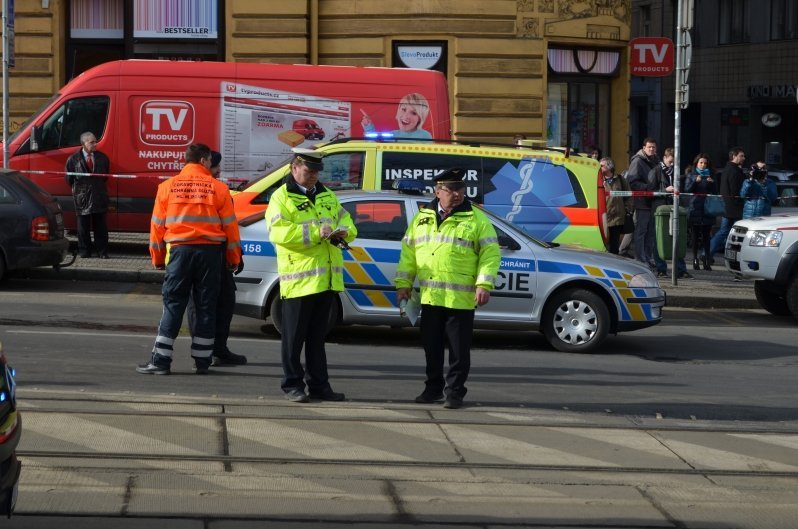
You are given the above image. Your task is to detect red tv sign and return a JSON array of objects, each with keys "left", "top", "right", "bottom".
[
  {"left": 629, "top": 37, "right": 674, "bottom": 77},
  {"left": 140, "top": 100, "right": 195, "bottom": 146}
]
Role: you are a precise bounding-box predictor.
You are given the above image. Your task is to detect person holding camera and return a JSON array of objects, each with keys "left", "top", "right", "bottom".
[{"left": 741, "top": 162, "right": 778, "bottom": 219}]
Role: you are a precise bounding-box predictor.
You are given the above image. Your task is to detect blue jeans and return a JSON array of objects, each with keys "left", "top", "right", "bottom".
[
  {"left": 709, "top": 216, "right": 739, "bottom": 257},
  {"left": 151, "top": 244, "right": 223, "bottom": 367}
]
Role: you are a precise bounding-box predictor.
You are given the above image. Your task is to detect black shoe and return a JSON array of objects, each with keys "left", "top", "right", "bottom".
[
  {"left": 443, "top": 396, "right": 464, "bottom": 409},
  {"left": 703, "top": 264, "right": 712, "bottom": 271},
  {"left": 415, "top": 391, "right": 444, "bottom": 404},
  {"left": 693, "top": 258, "right": 700, "bottom": 271},
  {"left": 79, "top": 252, "right": 91, "bottom": 258},
  {"left": 193, "top": 365, "right": 210, "bottom": 375},
  {"left": 656, "top": 271, "right": 667, "bottom": 278},
  {"left": 99, "top": 253, "right": 110, "bottom": 259},
  {"left": 309, "top": 389, "right": 346, "bottom": 401},
  {"left": 284, "top": 388, "right": 310, "bottom": 403},
  {"left": 136, "top": 362, "right": 170, "bottom": 375},
  {"left": 678, "top": 271, "right": 694, "bottom": 279},
  {"left": 211, "top": 349, "right": 248, "bottom": 366}
]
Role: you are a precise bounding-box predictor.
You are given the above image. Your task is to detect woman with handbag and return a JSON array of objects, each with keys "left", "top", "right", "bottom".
[
  {"left": 684, "top": 153, "right": 717, "bottom": 270},
  {"left": 601, "top": 157, "right": 633, "bottom": 255}
]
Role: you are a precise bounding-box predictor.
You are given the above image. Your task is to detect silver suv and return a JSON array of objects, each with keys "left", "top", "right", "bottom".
[{"left": 725, "top": 212, "right": 798, "bottom": 318}]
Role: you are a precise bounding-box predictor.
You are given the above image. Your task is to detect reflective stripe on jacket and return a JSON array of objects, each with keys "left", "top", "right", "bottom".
[
  {"left": 395, "top": 200, "right": 501, "bottom": 310},
  {"left": 266, "top": 181, "right": 357, "bottom": 299},
  {"left": 149, "top": 163, "right": 242, "bottom": 268}
]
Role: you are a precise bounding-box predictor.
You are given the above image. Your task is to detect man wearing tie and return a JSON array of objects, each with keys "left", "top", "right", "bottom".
[{"left": 65, "top": 131, "right": 111, "bottom": 258}]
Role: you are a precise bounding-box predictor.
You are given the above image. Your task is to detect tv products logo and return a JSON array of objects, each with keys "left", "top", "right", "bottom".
[
  {"left": 629, "top": 37, "right": 674, "bottom": 77},
  {"left": 140, "top": 101, "right": 195, "bottom": 146}
]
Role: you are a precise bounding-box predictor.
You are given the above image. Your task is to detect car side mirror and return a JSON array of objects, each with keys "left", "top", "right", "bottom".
[
  {"left": 30, "top": 125, "right": 41, "bottom": 152},
  {"left": 498, "top": 234, "right": 520, "bottom": 250}
]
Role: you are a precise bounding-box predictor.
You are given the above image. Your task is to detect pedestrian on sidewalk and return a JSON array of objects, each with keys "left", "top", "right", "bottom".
[
  {"left": 186, "top": 151, "right": 247, "bottom": 367},
  {"left": 741, "top": 163, "right": 778, "bottom": 219},
  {"left": 626, "top": 138, "right": 660, "bottom": 269},
  {"left": 137, "top": 143, "right": 242, "bottom": 376},
  {"left": 65, "top": 132, "right": 110, "bottom": 258},
  {"left": 395, "top": 168, "right": 501, "bottom": 410},
  {"left": 684, "top": 153, "right": 717, "bottom": 271},
  {"left": 600, "top": 156, "right": 632, "bottom": 255},
  {"left": 653, "top": 148, "right": 691, "bottom": 279},
  {"left": 266, "top": 148, "right": 356, "bottom": 403},
  {"left": 709, "top": 147, "right": 746, "bottom": 261}
]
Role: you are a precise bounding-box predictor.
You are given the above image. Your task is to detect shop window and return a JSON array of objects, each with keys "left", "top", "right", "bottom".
[
  {"left": 719, "top": 0, "right": 749, "bottom": 44},
  {"left": 546, "top": 81, "right": 609, "bottom": 156},
  {"left": 771, "top": 0, "right": 798, "bottom": 40}
]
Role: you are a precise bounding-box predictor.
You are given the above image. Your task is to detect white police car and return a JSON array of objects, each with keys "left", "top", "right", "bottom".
[{"left": 234, "top": 190, "right": 665, "bottom": 353}]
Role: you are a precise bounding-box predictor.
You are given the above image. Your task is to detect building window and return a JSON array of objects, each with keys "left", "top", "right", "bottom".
[
  {"left": 67, "top": 0, "right": 223, "bottom": 80},
  {"left": 771, "top": 0, "right": 798, "bottom": 40},
  {"left": 719, "top": 0, "right": 749, "bottom": 44},
  {"left": 639, "top": 4, "right": 651, "bottom": 37}
]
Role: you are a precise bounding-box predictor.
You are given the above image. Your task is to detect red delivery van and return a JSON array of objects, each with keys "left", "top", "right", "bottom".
[{"left": 0, "top": 60, "right": 450, "bottom": 232}]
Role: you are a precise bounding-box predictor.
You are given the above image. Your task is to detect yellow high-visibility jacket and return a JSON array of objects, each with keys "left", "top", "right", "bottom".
[
  {"left": 396, "top": 200, "right": 500, "bottom": 310},
  {"left": 266, "top": 180, "right": 356, "bottom": 299}
]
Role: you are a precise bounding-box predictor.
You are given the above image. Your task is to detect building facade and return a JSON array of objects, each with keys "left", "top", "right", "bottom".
[
  {"left": 2, "top": 0, "right": 633, "bottom": 163},
  {"left": 631, "top": 0, "right": 798, "bottom": 172}
]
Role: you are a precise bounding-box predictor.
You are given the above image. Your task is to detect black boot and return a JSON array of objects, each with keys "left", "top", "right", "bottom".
[
  {"left": 701, "top": 255, "right": 712, "bottom": 271},
  {"left": 693, "top": 258, "right": 700, "bottom": 270}
]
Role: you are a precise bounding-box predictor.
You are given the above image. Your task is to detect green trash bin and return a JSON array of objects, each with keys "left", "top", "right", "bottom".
[{"left": 654, "top": 205, "right": 688, "bottom": 260}]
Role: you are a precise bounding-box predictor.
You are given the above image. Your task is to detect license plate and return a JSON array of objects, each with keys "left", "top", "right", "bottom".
[{"left": 724, "top": 249, "right": 737, "bottom": 261}]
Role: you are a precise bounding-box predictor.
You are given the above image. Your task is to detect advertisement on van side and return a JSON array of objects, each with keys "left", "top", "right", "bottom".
[{"left": 219, "top": 82, "right": 350, "bottom": 181}]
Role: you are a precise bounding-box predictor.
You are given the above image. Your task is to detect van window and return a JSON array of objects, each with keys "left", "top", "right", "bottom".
[
  {"left": 342, "top": 200, "right": 407, "bottom": 241},
  {"left": 38, "top": 96, "right": 110, "bottom": 151}
]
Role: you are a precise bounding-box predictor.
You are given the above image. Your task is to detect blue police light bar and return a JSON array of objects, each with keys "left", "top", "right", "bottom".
[
  {"left": 365, "top": 132, "right": 395, "bottom": 140},
  {"left": 0, "top": 392, "right": 5, "bottom": 402},
  {"left": 392, "top": 179, "right": 427, "bottom": 195}
]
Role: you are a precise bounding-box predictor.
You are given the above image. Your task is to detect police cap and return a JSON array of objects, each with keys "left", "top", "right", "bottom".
[
  {"left": 210, "top": 151, "right": 222, "bottom": 169},
  {"left": 292, "top": 147, "right": 324, "bottom": 171},
  {"left": 433, "top": 168, "right": 466, "bottom": 188}
]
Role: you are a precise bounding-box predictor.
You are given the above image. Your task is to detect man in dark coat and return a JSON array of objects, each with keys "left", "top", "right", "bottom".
[
  {"left": 65, "top": 132, "right": 111, "bottom": 258},
  {"left": 625, "top": 137, "right": 660, "bottom": 268},
  {"left": 709, "top": 147, "right": 746, "bottom": 259}
]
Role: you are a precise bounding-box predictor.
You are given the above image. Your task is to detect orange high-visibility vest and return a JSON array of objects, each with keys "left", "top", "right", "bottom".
[{"left": 149, "top": 163, "right": 241, "bottom": 268}]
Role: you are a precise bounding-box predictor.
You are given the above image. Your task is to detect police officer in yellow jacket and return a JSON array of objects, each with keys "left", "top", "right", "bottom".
[
  {"left": 395, "top": 168, "right": 500, "bottom": 409},
  {"left": 267, "top": 149, "right": 357, "bottom": 403}
]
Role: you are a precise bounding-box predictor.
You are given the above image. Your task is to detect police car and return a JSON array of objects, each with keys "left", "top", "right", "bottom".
[{"left": 234, "top": 190, "right": 665, "bottom": 353}]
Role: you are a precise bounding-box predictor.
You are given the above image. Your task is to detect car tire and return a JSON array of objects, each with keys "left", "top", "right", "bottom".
[
  {"left": 754, "top": 280, "right": 791, "bottom": 316},
  {"left": 542, "top": 288, "right": 609, "bottom": 353},
  {"left": 268, "top": 292, "right": 341, "bottom": 336},
  {"left": 784, "top": 276, "right": 798, "bottom": 320}
]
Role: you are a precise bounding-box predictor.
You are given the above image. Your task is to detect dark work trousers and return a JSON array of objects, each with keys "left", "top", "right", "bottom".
[
  {"left": 76, "top": 212, "right": 108, "bottom": 255},
  {"left": 187, "top": 254, "right": 236, "bottom": 354},
  {"left": 420, "top": 304, "right": 475, "bottom": 400},
  {"left": 280, "top": 290, "right": 334, "bottom": 393},
  {"left": 607, "top": 224, "right": 623, "bottom": 254},
  {"left": 151, "top": 244, "right": 222, "bottom": 368}
]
